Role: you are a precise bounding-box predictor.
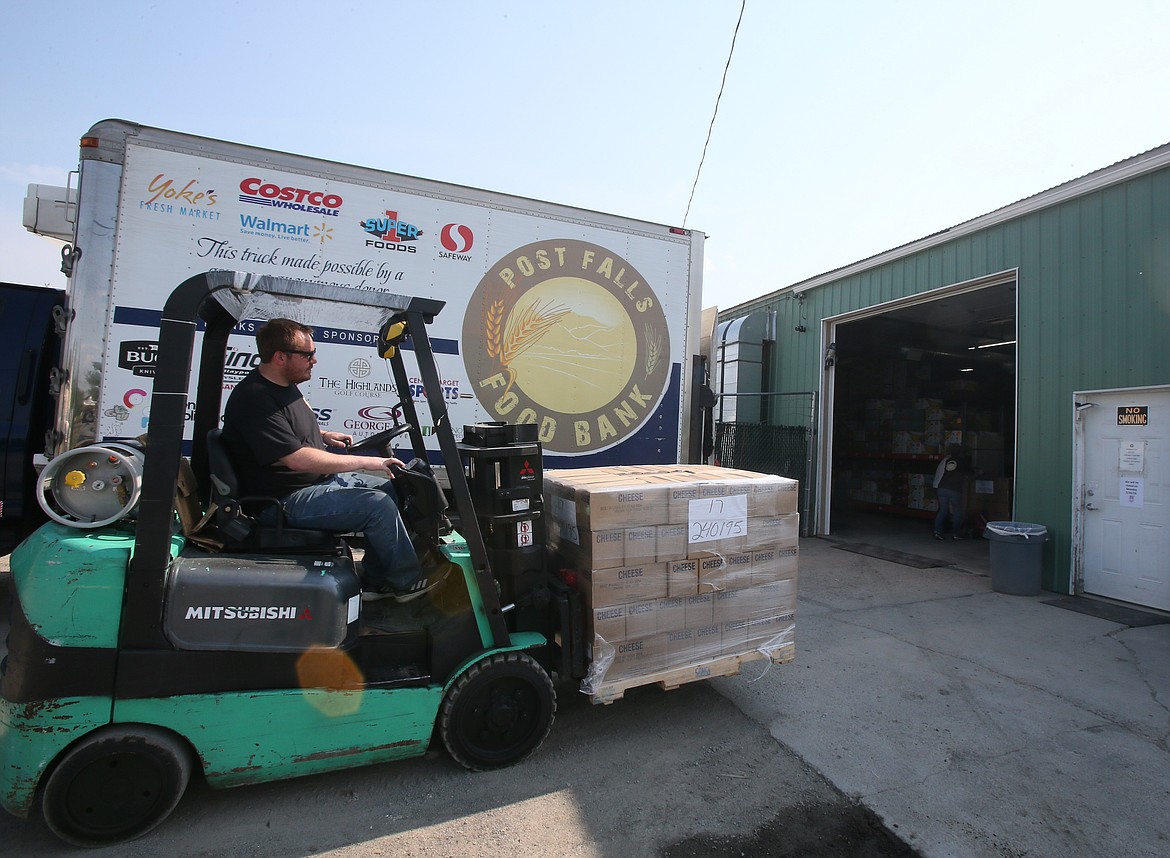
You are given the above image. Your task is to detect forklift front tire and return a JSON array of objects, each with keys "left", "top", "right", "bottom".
[
  {"left": 440, "top": 651, "right": 556, "bottom": 771},
  {"left": 40, "top": 725, "right": 193, "bottom": 847}
]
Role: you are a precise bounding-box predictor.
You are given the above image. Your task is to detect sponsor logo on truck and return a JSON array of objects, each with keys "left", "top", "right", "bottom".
[
  {"left": 239, "top": 177, "right": 343, "bottom": 216},
  {"left": 360, "top": 210, "right": 421, "bottom": 252},
  {"left": 137, "top": 173, "right": 220, "bottom": 219},
  {"left": 119, "top": 341, "right": 158, "bottom": 377},
  {"left": 463, "top": 239, "right": 670, "bottom": 454},
  {"left": 439, "top": 223, "right": 474, "bottom": 260}
]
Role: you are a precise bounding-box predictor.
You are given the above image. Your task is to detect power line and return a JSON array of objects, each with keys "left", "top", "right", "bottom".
[{"left": 684, "top": 0, "right": 747, "bottom": 228}]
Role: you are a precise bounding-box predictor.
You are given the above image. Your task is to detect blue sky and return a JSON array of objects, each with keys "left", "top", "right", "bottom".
[{"left": 3, "top": 1, "right": 1169, "bottom": 310}]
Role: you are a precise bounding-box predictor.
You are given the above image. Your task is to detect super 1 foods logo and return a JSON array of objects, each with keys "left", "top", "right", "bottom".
[{"left": 462, "top": 239, "right": 670, "bottom": 454}]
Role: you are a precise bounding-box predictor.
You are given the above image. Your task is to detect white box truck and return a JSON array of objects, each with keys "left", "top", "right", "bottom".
[{"left": 21, "top": 119, "right": 706, "bottom": 477}]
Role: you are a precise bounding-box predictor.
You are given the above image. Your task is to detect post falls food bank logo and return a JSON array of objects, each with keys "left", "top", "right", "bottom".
[{"left": 463, "top": 239, "right": 669, "bottom": 454}]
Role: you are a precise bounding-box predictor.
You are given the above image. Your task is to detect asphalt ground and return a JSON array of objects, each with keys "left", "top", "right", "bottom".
[{"left": 3, "top": 521, "right": 1168, "bottom": 856}]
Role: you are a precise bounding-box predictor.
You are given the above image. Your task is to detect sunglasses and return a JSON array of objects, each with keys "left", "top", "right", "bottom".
[{"left": 283, "top": 349, "right": 317, "bottom": 359}]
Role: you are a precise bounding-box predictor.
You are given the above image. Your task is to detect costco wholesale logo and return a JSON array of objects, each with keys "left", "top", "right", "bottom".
[
  {"left": 238, "top": 178, "right": 343, "bottom": 217},
  {"left": 360, "top": 211, "right": 421, "bottom": 252}
]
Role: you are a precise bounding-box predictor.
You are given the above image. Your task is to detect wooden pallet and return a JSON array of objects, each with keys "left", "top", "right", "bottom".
[{"left": 586, "top": 643, "right": 795, "bottom": 705}]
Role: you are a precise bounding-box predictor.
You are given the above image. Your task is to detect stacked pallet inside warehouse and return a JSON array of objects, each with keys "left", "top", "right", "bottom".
[
  {"left": 839, "top": 396, "right": 1012, "bottom": 524},
  {"left": 545, "top": 465, "right": 798, "bottom": 703}
]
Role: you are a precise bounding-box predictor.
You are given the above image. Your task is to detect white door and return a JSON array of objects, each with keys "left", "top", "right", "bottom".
[{"left": 1077, "top": 386, "right": 1170, "bottom": 610}]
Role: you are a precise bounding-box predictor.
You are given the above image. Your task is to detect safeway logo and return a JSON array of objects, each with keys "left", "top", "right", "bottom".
[{"left": 440, "top": 223, "right": 474, "bottom": 254}]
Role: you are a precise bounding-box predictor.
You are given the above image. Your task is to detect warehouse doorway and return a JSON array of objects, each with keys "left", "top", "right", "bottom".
[{"left": 818, "top": 273, "right": 1018, "bottom": 564}]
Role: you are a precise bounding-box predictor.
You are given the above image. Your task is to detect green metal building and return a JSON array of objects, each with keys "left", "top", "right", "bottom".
[{"left": 716, "top": 142, "right": 1169, "bottom": 610}]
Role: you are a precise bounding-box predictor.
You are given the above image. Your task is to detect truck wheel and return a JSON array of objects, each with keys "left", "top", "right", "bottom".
[
  {"left": 440, "top": 652, "right": 556, "bottom": 771},
  {"left": 41, "top": 725, "right": 192, "bottom": 847}
]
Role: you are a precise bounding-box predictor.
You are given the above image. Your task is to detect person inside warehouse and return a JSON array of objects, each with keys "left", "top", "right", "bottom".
[{"left": 933, "top": 444, "right": 973, "bottom": 540}]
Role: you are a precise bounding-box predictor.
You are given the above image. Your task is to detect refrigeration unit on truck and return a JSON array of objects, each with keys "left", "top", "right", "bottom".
[{"left": 18, "top": 120, "right": 706, "bottom": 491}]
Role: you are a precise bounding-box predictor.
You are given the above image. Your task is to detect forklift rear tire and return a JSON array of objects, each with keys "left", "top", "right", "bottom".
[
  {"left": 41, "top": 725, "right": 193, "bottom": 847},
  {"left": 440, "top": 652, "right": 556, "bottom": 771}
]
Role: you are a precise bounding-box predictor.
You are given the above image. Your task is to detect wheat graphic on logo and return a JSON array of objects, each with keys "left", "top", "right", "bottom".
[
  {"left": 644, "top": 323, "right": 663, "bottom": 376},
  {"left": 484, "top": 296, "right": 571, "bottom": 395}
]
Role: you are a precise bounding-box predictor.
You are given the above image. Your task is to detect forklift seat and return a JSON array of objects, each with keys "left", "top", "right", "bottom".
[{"left": 205, "top": 428, "right": 337, "bottom": 552}]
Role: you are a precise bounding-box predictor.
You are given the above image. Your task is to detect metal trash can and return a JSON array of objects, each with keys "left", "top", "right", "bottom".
[{"left": 984, "top": 522, "right": 1048, "bottom": 595}]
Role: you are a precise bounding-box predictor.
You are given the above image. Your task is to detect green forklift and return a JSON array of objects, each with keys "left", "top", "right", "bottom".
[{"left": 0, "top": 271, "right": 586, "bottom": 846}]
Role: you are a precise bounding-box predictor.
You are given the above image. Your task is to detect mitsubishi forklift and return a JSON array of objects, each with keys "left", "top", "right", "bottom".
[{"left": 0, "top": 271, "right": 587, "bottom": 846}]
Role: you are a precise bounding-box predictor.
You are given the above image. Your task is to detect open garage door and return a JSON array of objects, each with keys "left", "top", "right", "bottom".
[{"left": 820, "top": 275, "right": 1018, "bottom": 539}]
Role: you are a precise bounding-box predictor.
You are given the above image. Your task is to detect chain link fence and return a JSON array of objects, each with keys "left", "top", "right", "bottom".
[{"left": 713, "top": 392, "right": 816, "bottom": 534}]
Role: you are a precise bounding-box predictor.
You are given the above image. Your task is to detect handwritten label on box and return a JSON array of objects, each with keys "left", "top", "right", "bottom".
[{"left": 688, "top": 494, "right": 748, "bottom": 544}]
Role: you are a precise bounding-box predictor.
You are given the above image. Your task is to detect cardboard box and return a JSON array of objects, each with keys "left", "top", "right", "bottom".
[
  {"left": 591, "top": 605, "right": 625, "bottom": 641},
  {"left": 684, "top": 591, "right": 714, "bottom": 628},
  {"left": 654, "top": 523, "right": 689, "bottom": 562},
  {"left": 656, "top": 595, "right": 687, "bottom": 632},
  {"left": 744, "top": 514, "right": 800, "bottom": 550},
  {"left": 624, "top": 526, "right": 657, "bottom": 566},
  {"left": 545, "top": 469, "right": 673, "bottom": 529},
  {"left": 710, "top": 469, "right": 799, "bottom": 516},
  {"left": 577, "top": 563, "right": 670, "bottom": 607},
  {"left": 624, "top": 599, "right": 659, "bottom": 638},
  {"left": 693, "top": 622, "right": 722, "bottom": 661},
  {"left": 697, "top": 553, "right": 752, "bottom": 592},
  {"left": 609, "top": 634, "right": 668, "bottom": 679},
  {"left": 721, "top": 619, "right": 751, "bottom": 656},
  {"left": 667, "top": 557, "right": 699, "bottom": 597},
  {"left": 720, "top": 554, "right": 748, "bottom": 589},
  {"left": 667, "top": 482, "right": 703, "bottom": 524},
  {"left": 555, "top": 526, "right": 625, "bottom": 568},
  {"left": 745, "top": 612, "right": 795, "bottom": 651},
  {"left": 713, "top": 587, "right": 751, "bottom": 624},
  {"left": 745, "top": 579, "right": 797, "bottom": 621},
  {"left": 751, "top": 540, "right": 799, "bottom": 585},
  {"left": 665, "top": 626, "right": 696, "bottom": 665}
]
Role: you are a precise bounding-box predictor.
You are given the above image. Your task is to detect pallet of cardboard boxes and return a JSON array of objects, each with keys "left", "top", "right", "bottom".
[{"left": 545, "top": 464, "right": 798, "bottom": 703}]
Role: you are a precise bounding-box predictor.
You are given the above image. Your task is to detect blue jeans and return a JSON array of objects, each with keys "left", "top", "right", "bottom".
[
  {"left": 267, "top": 473, "right": 422, "bottom": 590},
  {"left": 934, "top": 488, "right": 963, "bottom": 536}
]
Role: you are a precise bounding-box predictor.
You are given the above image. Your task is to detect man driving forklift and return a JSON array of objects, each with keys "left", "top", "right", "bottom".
[{"left": 220, "top": 317, "right": 448, "bottom": 602}]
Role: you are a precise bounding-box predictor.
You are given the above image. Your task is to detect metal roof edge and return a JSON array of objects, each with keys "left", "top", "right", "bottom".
[{"left": 721, "top": 139, "right": 1170, "bottom": 317}]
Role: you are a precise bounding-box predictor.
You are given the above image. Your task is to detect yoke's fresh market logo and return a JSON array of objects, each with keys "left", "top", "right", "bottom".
[
  {"left": 360, "top": 210, "right": 421, "bottom": 252},
  {"left": 462, "top": 239, "right": 670, "bottom": 454},
  {"left": 239, "top": 177, "right": 343, "bottom": 217},
  {"left": 138, "top": 174, "right": 220, "bottom": 220}
]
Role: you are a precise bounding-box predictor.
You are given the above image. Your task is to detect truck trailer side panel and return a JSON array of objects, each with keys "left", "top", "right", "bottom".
[{"left": 49, "top": 120, "right": 704, "bottom": 468}]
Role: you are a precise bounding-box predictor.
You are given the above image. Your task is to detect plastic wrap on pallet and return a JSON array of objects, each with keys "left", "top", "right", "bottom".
[
  {"left": 545, "top": 464, "right": 800, "bottom": 700},
  {"left": 579, "top": 579, "right": 797, "bottom": 697}
]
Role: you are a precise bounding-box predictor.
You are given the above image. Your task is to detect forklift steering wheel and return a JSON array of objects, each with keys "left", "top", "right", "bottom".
[{"left": 348, "top": 423, "right": 413, "bottom": 456}]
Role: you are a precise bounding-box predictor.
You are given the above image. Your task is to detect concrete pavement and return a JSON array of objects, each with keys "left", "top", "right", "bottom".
[
  {"left": 3, "top": 529, "right": 1168, "bottom": 856},
  {"left": 715, "top": 534, "right": 1170, "bottom": 858}
]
